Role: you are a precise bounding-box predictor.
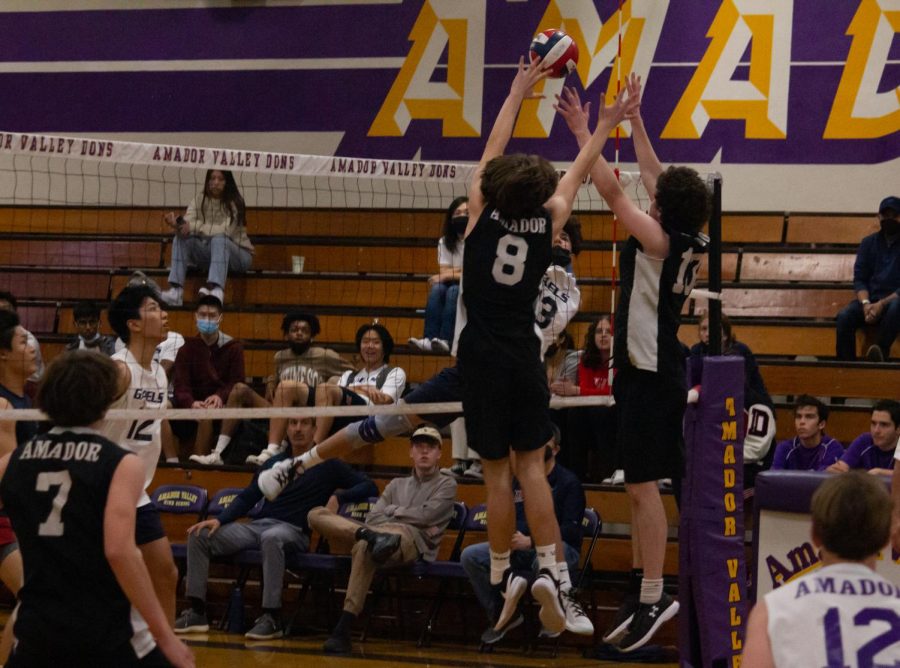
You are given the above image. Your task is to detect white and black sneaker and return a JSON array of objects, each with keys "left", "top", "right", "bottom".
[
  {"left": 562, "top": 588, "right": 594, "bottom": 635},
  {"left": 491, "top": 569, "right": 527, "bottom": 633},
  {"left": 602, "top": 591, "right": 639, "bottom": 644},
  {"left": 617, "top": 592, "right": 679, "bottom": 652},
  {"left": 531, "top": 569, "right": 565, "bottom": 635},
  {"left": 257, "top": 457, "right": 300, "bottom": 501}
]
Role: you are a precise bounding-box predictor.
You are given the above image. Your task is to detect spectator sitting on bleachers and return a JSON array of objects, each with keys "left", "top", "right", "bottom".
[
  {"left": 771, "top": 395, "right": 843, "bottom": 471},
  {"left": 827, "top": 399, "right": 900, "bottom": 475},
  {"left": 159, "top": 169, "right": 253, "bottom": 307},
  {"left": 65, "top": 300, "right": 116, "bottom": 356},
  {"left": 408, "top": 196, "right": 467, "bottom": 354},
  {"left": 0, "top": 291, "right": 43, "bottom": 382},
  {"left": 307, "top": 424, "right": 456, "bottom": 655},
  {"left": 550, "top": 315, "right": 617, "bottom": 482},
  {"left": 165, "top": 296, "right": 245, "bottom": 464},
  {"left": 835, "top": 195, "right": 900, "bottom": 362},
  {"left": 312, "top": 322, "right": 406, "bottom": 445},
  {"left": 174, "top": 417, "right": 377, "bottom": 640},
  {"left": 461, "top": 424, "right": 591, "bottom": 644},
  {"left": 690, "top": 313, "right": 776, "bottom": 487},
  {"left": 206, "top": 310, "right": 353, "bottom": 467}
]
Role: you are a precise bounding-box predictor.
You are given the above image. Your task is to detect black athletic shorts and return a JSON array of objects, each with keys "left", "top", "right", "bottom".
[
  {"left": 457, "top": 355, "right": 553, "bottom": 461},
  {"left": 135, "top": 503, "right": 166, "bottom": 546},
  {"left": 613, "top": 365, "right": 686, "bottom": 483},
  {"left": 405, "top": 366, "right": 462, "bottom": 429},
  {"left": 331, "top": 387, "right": 369, "bottom": 433}
]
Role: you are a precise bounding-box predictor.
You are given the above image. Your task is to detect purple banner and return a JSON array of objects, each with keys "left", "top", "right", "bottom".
[
  {"left": 0, "top": 1, "right": 897, "bottom": 165},
  {"left": 680, "top": 356, "right": 746, "bottom": 668}
]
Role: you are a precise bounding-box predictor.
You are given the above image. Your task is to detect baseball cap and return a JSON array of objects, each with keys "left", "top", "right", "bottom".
[
  {"left": 878, "top": 196, "right": 900, "bottom": 215},
  {"left": 411, "top": 424, "right": 442, "bottom": 446}
]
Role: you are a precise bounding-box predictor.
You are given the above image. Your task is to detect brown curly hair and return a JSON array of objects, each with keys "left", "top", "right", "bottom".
[
  {"left": 654, "top": 166, "right": 710, "bottom": 235},
  {"left": 481, "top": 154, "right": 558, "bottom": 219}
]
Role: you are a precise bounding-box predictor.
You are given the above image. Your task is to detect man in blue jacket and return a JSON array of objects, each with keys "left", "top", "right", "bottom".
[
  {"left": 174, "top": 416, "right": 377, "bottom": 640},
  {"left": 836, "top": 195, "right": 900, "bottom": 361}
]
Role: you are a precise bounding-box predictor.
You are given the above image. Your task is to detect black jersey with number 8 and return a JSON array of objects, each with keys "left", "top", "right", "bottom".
[{"left": 456, "top": 206, "right": 552, "bottom": 367}]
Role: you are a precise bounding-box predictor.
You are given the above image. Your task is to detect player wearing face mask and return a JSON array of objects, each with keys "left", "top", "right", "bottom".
[{"left": 409, "top": 196, "right": 469, "bottom": 354}]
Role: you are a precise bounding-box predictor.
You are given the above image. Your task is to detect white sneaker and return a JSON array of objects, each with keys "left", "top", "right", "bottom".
[
  {"left": 408, "top": 337, "right": 432, "bottom": 352},
  {"left": 159, "top": 286, "right": 183, "bottom": 307},
  {"left": 189, "top": 452, "right": 223, "bottom": 466},
  {"left": 210, "top": 286, "right": 224, "bottom": 303},
  {"left": 602, "top": 469, "right": 625, "bottom": 485},
  {"left": 246, "top": 447, "right": 280, "bottom": 466},
  {"left": 258, "top": 457, "right": 300, "bottom": 501},
  {"left": 531, "top": 570, "right": 565, "bottom": 635},
  {"left": 562, "top": 588, "right": 594, "bottom": 635},
  {"left": 463, "top": 461, "right": 483, "bottom": 479},
  {"left": 431, "top": 338, "right": 450, "bottom": 353}
]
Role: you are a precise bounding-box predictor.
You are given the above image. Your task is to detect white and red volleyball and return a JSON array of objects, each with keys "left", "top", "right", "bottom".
[{"left": 530, "top": 29, "right": 578, "bottom": 78}]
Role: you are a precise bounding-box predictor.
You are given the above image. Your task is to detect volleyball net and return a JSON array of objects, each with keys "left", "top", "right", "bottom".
[{"left": 0, "top": 131, "right": 667, "bottom": 394}]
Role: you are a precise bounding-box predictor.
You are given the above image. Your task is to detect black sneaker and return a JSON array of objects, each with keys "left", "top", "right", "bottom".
[
  {"left": 480, "top": 612, "right": 524, "bottom": 644},
  {"left": 491, "top": 569, "right": 527, "bottom": 632},
  {"left": 323, "top": 631, "right": 352, "bottom": 654},
  {"left": 602, "top": 592, "right": 639, "bottom": 644},
  {"left": 357, "top": 528, "right": 401, "bottom": 565},
  {"left": 617, "top": 593, "right": 679, "bottom": 653}
]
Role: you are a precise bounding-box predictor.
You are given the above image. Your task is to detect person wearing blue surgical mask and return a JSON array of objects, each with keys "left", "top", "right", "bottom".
[{"left": 170, "top": 295, "right": 246, "bottom": 462}]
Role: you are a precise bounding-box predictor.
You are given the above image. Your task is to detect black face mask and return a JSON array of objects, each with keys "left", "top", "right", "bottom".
[
  {"left": 550, "top": 246, "right": 572, "bottom": 267},
  {"left": 881, "top": 218, "right": 900, "bottom": 237},
  {"left": 451, "top": 216, "right": 468, "bottom": 235},
  {"left": 289, "top": 341, "right": 310, "bottom": 356}
]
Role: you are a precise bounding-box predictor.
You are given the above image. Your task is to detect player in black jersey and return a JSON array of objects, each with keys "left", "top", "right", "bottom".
[
  {"left": 453, "top": 57, "right": 635, "bottom": 637},
  {"left": 0, "top": 310, "right": 38, "bottom": 664},
  {"left": 557, "top": 74, "right": 710, "bottom": 652},
  {"left": 0, "top": 351, "right": 193, "bottom": 667}
]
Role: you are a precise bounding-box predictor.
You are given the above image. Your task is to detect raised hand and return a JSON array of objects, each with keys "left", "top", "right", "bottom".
[
  {"left": 553, "top": 86, "right": 592, "bottom": 138},
  {"left": 510, "top": 55, "right": 550, "bottom": 101},
  {"left": 597, "top": 86, "right": 637, "bottom": 130},
  {"left": 624, "top": 73, "right": 644, "bottom": 121}
]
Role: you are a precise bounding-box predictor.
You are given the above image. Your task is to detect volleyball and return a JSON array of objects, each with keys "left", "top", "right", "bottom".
[{"left": 530, "top": 29, "right": 578, "bottom": 78}]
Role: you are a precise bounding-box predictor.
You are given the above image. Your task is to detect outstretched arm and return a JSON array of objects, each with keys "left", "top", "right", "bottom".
[
  {"left": 555, "top": 85, "right": 669, "bottom": 258},
  {"left": 625, "top": 74, "right": 664, "bottom": 201},
  {"left": 545, "top": 87, "right": 636, "bottom": 236},
  {"left": 468, "top": 57, "right": 548, "bottom": 227}
]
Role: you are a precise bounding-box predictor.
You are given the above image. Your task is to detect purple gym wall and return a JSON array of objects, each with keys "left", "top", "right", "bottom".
[
  {"left": 0, "top": 1, "right": 896, "bottom": 211},
  {"left": 680, "top": 356, "right": 746, "bottom": 668}
]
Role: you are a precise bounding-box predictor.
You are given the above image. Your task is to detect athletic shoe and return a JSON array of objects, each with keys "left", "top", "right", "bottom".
[
  {"left": 258, "top": 458, "right": 299, "bottom": 501},
  {"left": 244, "top": 612, "right": 283, "bottom": 640},
  {"left": 531, "top": 569, "right": 565, "bottom": 635},
  {"left": 481, "top": 612, "right": 524, "bottom": 645},
  {"left": 198, "top": 286, "right": 211, "bottom": 297},
  {"left": 463, "top": 461, "right": 483, "bottom": 479},
  {"left": 602, "top": 592, "right": 639, "bottom": 644},
  {"left": 866, "top": 344, "right": 884, "bottom": 363},
  {"left": 189, "top": 452, "right": 223, "bottom": 466},
  {"left": 431, "top": 338, "right": 450, "bottom": 353},
  {"left": 602, "top": 469, "right": 625, "bottom": 485},
  {"left": 440, "top": 460, "right": 470, "bottom": 476},
  {"left": 159, "top": 286, "right": 183, "bottom": 307},
  {"left": 491, "top": 569, "right": 527, "bottom": 633},
  {"left": 210, "top": 286, "right": 224, "bottom": 304},
  {"left": 617, "top": 593, "right": 679, "bottom": 653},
  {"left": 407, "top": 337, "right": 432, "bottom": 352},
  {"left": 247, "top": 446, "right": 281, "bottom": 466},
  {"left": 537, "top": 626, "right": 562, "bottom": 639},
  {"left": 174, "top": 608, "right": 209, "bottom": 633},
  {"left": 562, "top": 588, "right": 594, "bottom": 635}
]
